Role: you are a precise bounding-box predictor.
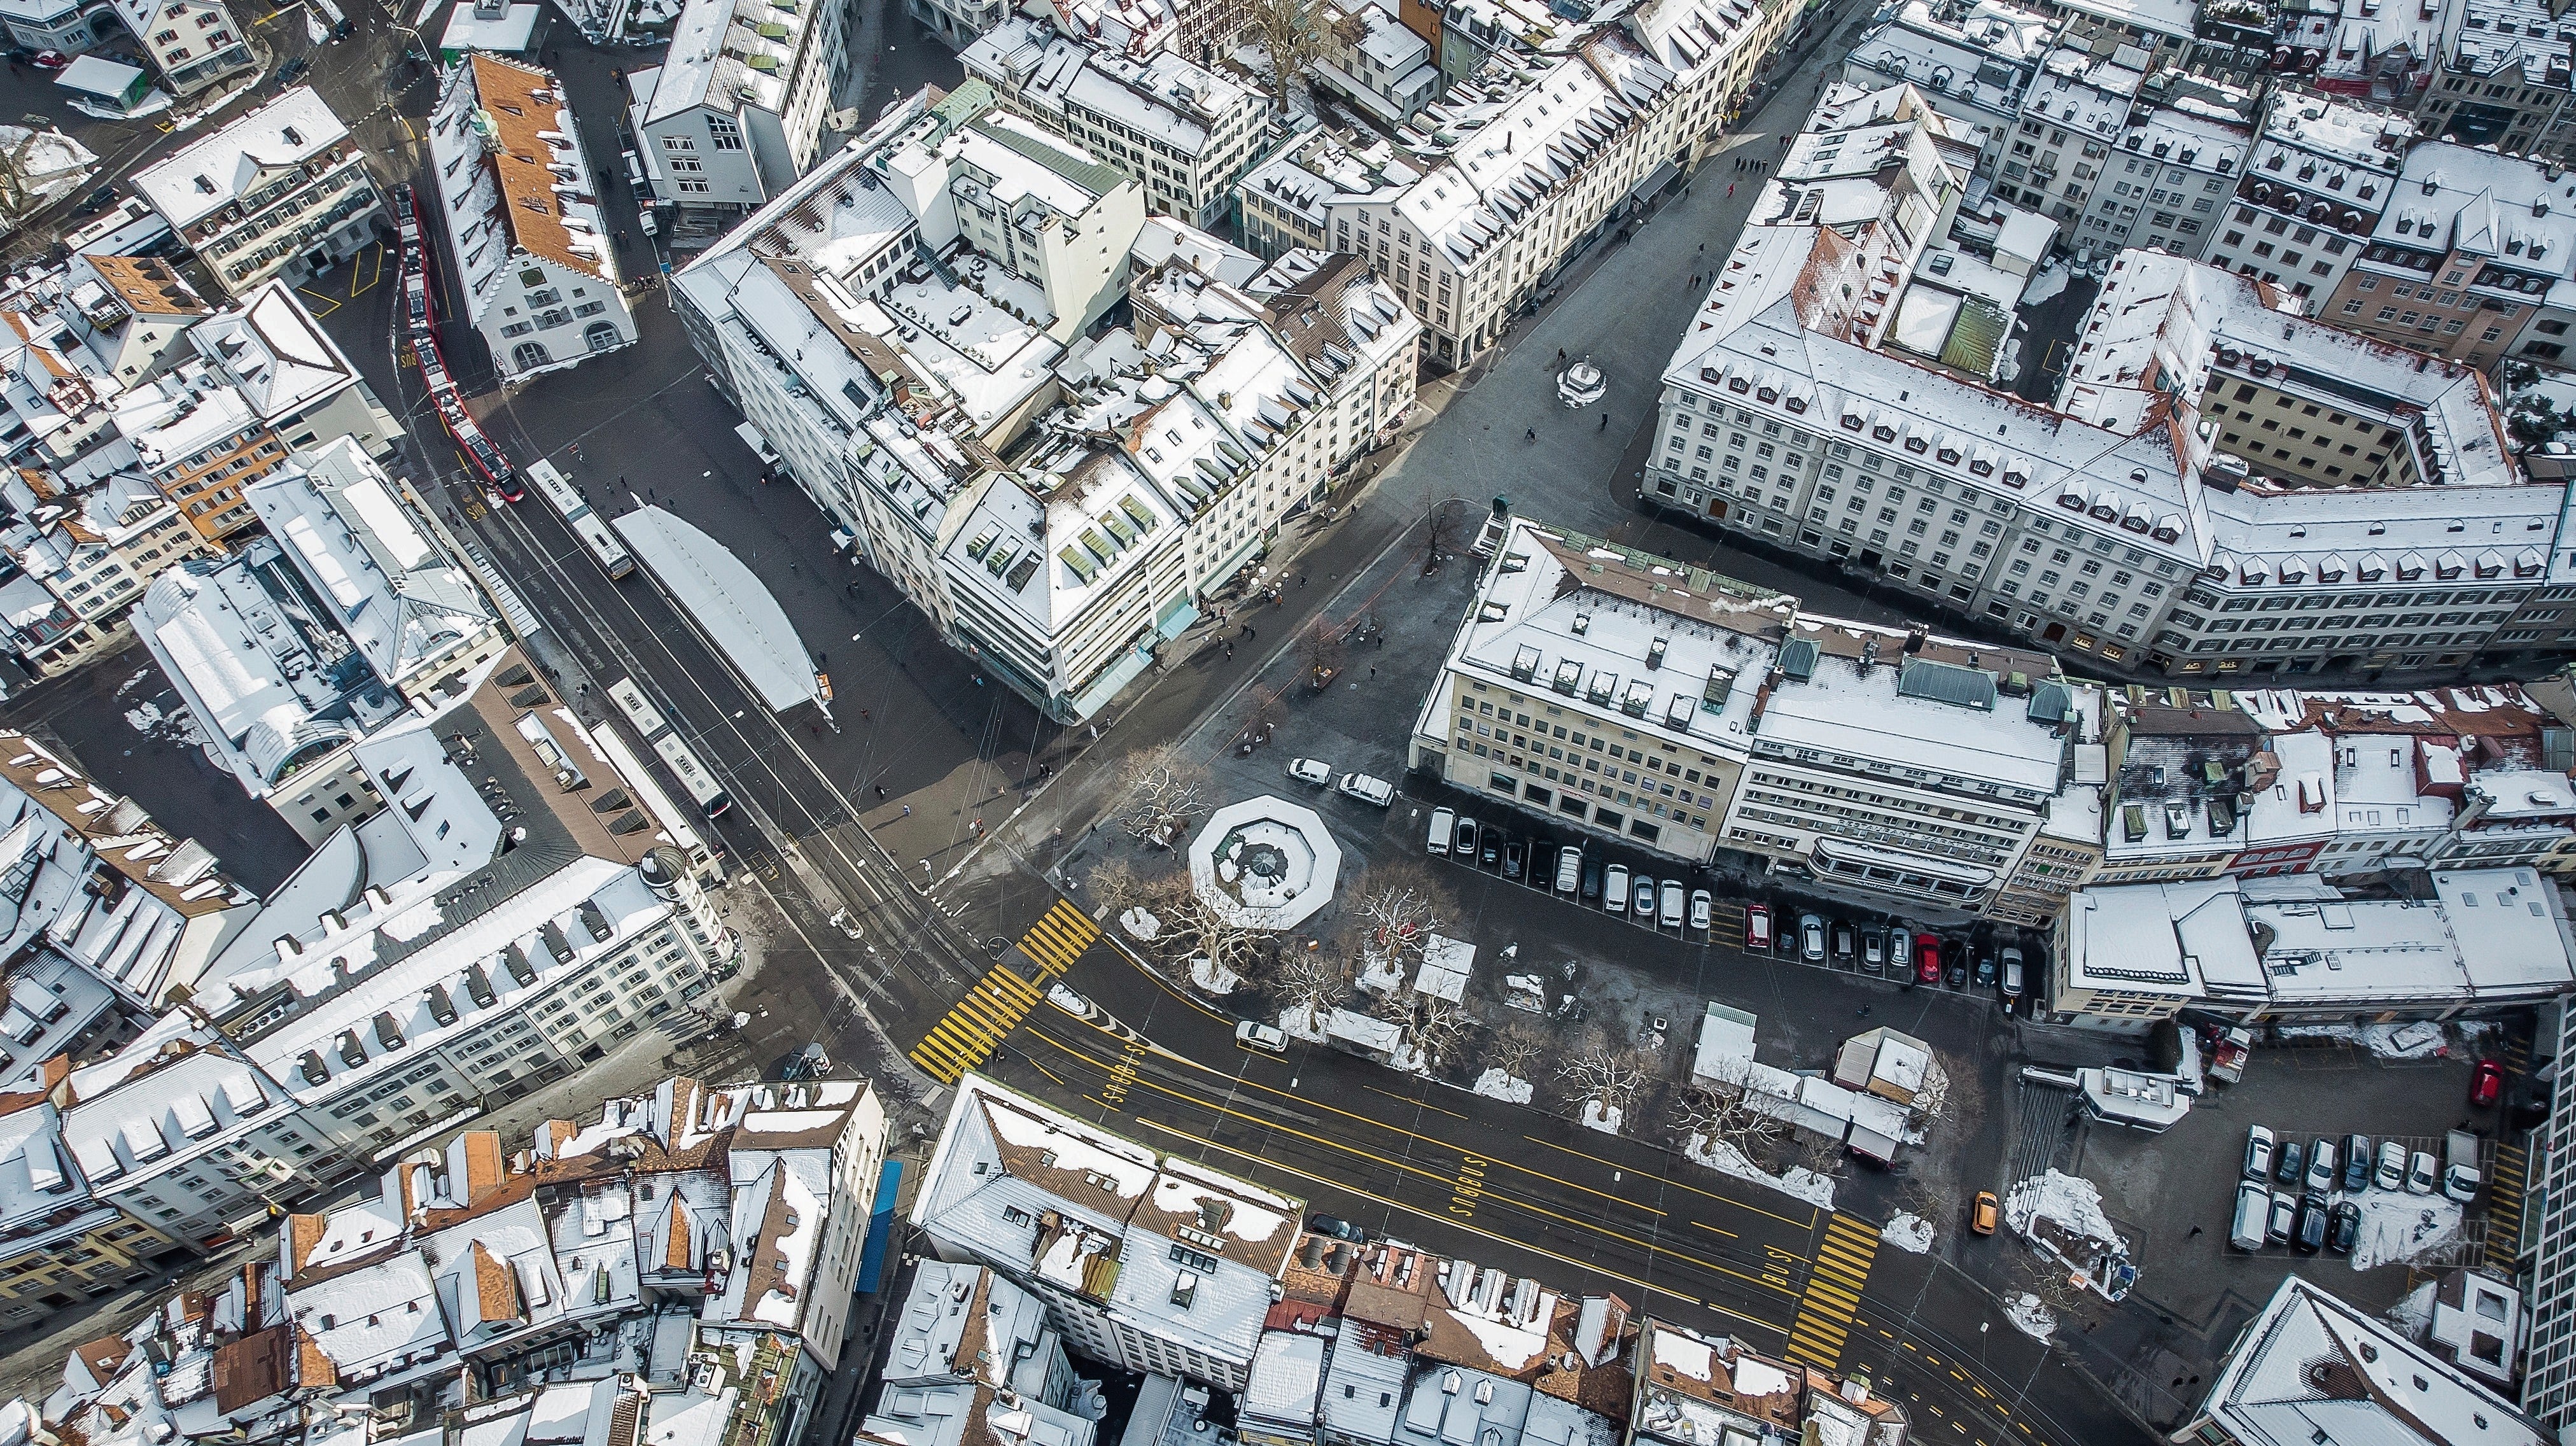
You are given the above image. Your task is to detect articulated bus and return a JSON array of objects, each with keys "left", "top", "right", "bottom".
[
  {"left": 523, "top": 458, "right": 635, "bottom": 580},
  {"left": 607, "top": 675, "right": 732, "bottom": 820}
]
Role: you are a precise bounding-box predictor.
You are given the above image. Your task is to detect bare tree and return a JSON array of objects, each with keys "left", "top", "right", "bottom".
[
  {"left": 1676, "top": 1055, "right": 1784, "bottom": 1159},
  {"left": 1796, "top": 1130, "right": 1851, "bottom": 1179},
  {"left": 2013, "top": 1251, "right": 2092, "bottom": 1317},
  {"left": 1245, "top": 0, "right": 1331, "bottom": 115},
  {"left": 1348, "top": 864, "right": 1453, "bottom": 967},
  {"left": 1406, "top": 995, "right": 1474, "bottom": 1070},
  {"left": 1156, "top": 889, "right": 1275, "bottom": 993},
  {"left": 1560, "top": 1030, "right": 1653, "bottom": 1123},
  {"left": 1114, "top": 745, "right": 1210, "bottom": 848},
  {"left": 1300, "top": 619, "right": 1342, "bottom": 691},
  {"left": 1087, "top": 859, "right": 1151, "bottom": 916},
  {"left": 1271, "top": 946, "right": 1349, "bottom": 1034},
  {"left": 1487, "top": 1019, "right": 1551, "bottom": 1085}
]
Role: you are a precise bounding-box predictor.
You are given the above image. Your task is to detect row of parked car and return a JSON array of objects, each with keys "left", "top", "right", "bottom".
[
  {"left": 1424, "top": 806, "right": 1716, "bottom": 929},
  {"left": 2232, "top": 1125, "right": 2481, "bottom": 1254},
  {"left": 1747, "top": 907, "right": 2030, "bottom": 1000}
]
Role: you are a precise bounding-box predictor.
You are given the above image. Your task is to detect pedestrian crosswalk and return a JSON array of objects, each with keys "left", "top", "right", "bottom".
[
  {"left": 1784, "top": 1214, "right": 1879, "bottom": 1370},
  {"left": 907, "top": 900, "right": 1102, "bottom": 1084}
]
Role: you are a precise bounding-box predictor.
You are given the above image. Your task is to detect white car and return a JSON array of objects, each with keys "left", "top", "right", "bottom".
[
  {"left": 1235, "top": 1020, "right": 1288, "bottom": 1053},
  {"left": 2443, "top": 1162, "right": 2481, "bottom": 1204},
  {"left": 1286, "top": 757, "right": 1333, "bottom": 786},
  {"left": 2407, "top": 1149, "right": 2439, "bottom": 1195},
  {"left": 1336, "top": 772, "right": 1395, "bottom": 806}
]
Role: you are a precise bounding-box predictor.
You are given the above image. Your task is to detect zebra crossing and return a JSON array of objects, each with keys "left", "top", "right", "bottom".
[
  {"left": 907, "top": 901, "right": 1101, "bottom": 1084},
  {"left": 1784, "top": 1214, "right": 1879, "bottom": 1369}
]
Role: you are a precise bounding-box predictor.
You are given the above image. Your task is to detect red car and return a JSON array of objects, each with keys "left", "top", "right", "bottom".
[
  {"left": 1915, "top": 933, "right": 1942, "bottom": 985},
  {"left": 28, "top": 50, "right": 67, "bottom": 69},
  {"left": 1744, "top": 904, "right": 1772, "bottom": 952},
  {"left": 2472, "top": 1059, "right": 2505, "bottom": 1108}
]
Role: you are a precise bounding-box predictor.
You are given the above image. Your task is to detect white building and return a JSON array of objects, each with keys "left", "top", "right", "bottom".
[
  {"left": 130, "top": 88, "right": 383, "bottom": 300},
  {"left": 1315, "top": 0, "right": 1441, "bottom": 126},
  {"left": 627, "top": 0, "right": 852, "bottom": 221},
  {"left": 1838, "top": 0, "right": 2053, "bottom": 172},
  {"left": 913, "top": 1074, "right": 1303, "bottom": 1391},
  {"left": 2177, "top": 1277, "right": 2551, "bottom": 1446},
  {"left": 962, "top": 18, "right": 1266, "bottom": 230},
  {"left": 2074, "top": 102, "right": 2248, "bottom": 258},
  {"left": 108, "top": 0, "right": 251, "bottom": 96},
  {"left": 2195, "top": 87, "right": 2412, "bottom": 305},
  {"left": 0, "top": 463, "right": 216, "bottom": 677},
  {"left": 1996, "top": 43, "right": 2144, "bottom": 233},
  {"left": 0, "top": 0, "right": 119, "bottom": 55},
  {"left": 858, "top": 1261, "right": 1100, "bottom": 1446},
  {"left": 429, "top": 55, "right": 636, "bottom": 381}
]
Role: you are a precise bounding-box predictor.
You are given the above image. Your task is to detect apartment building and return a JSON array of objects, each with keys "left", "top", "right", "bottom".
[
  {"left": 2306, "top": 143, "right": 2576, "bottom": 372},
  {"left": 1996, "top": 44, "right": 2145, "bottom": 231},
  {"left": 1838, "top": 0, "right": 2054, "bottom": 171},
  {"left": 962, "top": 17, "right": 1265, "bottom": 230},
  {"left": 0, "top": 466, "right": 215, "bottom": 676},
  {"left": 629, "top": 0, "right": 852, "bottom": 219},
  {"left": 913, "top": 1074, "right": 1302, "bottom": 1390},
  {"left": 57, "top": 254, "right": 209, "bottom": 387},
  {"left": 2522, "top": 1000, "right": 2576, "bottom": 1431},
  {"left": 109, "top": 0, "right": 251, "bottom": 96},
  {"left": 1317, "top": 0, "right": 1442, "bottom": 125},
  {"left": 679, "top": 90, "right": 1414, "bottom": 720},
  {"left": 0, "top": 1088, "right": 181, "bottom": 1327},
  {"left": 2413, "top": 0, "right": 2576, "bottom": 162},
  {"left": 1238, "top": 0, "right": 1782, "bottom": 369},
  {"left": 857, "top": 1261, "right": 1100, "bottom": 1446},
  {"left": 2181, "top": 1280, "right": 2549, "bottom": 1446},
  {"left": 430, "top": 55, "right": 636, "bottom": 382},
  {"left": 138, "top": 442, "right": 499, "bottom": 844},
  {"left": 2197, "top": 87, "right": 2412, "bottom": 305},
  {"left": 0, "top": 0, "right": 120, "bottom": 53},
  {"left": 131, "top": 88, "right": 384, "bottom": 299},
  {"left": 2075, "top": 102, "right": 2247, "bottom": 256}
]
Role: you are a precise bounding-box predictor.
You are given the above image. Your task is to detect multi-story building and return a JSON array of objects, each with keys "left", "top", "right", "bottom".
[
  {"left": 109, "top": 0, "right": 251, "bottom": 96},
  {"left": 0, "top": 1085, "right": 181, "bottom": 1326},
  {"left": 680, "top": 91, "right": 1415, "bottom": 720},
  {"left": 962, "top": 17, "right": 1266, "bottom": 230},
  {"left": 430, "top": 55, "right": 636, "bottom": 381},
  {"left": 113, "top": 361, "right": 285, "bottom": 540},
  {"left": 130, "top": 88, "right": 384, "bottom": 299},
  {"left": 1996, "top": 45, "right": 2145, "bottom": 230},
  {"left": 1838, "top": 0, "right": 2054, "bottom": 172},
  {"left": 2521, "top": 997, "right": 2576, "bottom": 1431},
  {"left": 913, "top": 1074, "right": 1302, "bottom": 1390},
  {"left": 0, "top": 0, "right": 121, "bottom": 55},
  {"left": 137, "top": 441, "right": 500, "bottom": 844},
  {"left": 2074, "top": 102, "right": 2248, "bottom": 256},
  {"left": 1316, "top": 0, "right": 1442, "bottom": 126},
  {"left": 1238, "top": 0, "right": 1781, "bottom": 369},
  {"left": 2413, "top": 0, "right": 2576, "bottom": 162},
  {"left": 188, "top": 279, "right": 403, "bottom": 458},
  {"left": 59, "top": 253, "right": 209, "bottom": 387},
  {"left": 857, "top": 1261, "right": 1100, "bottom": 1446},
  {"left": 1634, "top": 1320, "right": 1905, "bottom": 1446},
  {"left": 0, "top": 465, "right": 216, "bottom": 675},
  {"left": 2197, "top": 87, "right": 2411, "bottom": 305},
  {"left": 2180, "top": 1277, "right": 2550, "bottom": 1446},
  {"left": 2313, "top": 143, "right": 2576, "bottom": 369},
  {"left": 629, "top": 0, "right": 853, "bottom": 221}
]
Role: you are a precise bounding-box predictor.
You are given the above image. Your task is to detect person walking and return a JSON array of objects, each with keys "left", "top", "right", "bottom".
[
  {"left": 1599, "top": 413, "right": 1609, "bottom": 431},
  {"left": 1525, "top": 426, "right": 1537, "bottom": 441}
]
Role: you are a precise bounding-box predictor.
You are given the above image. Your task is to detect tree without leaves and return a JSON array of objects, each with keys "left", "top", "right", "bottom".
[
  {"left": 1348, "top": 864, "right": 1453, "bottom": 969},
  {"left": 1486, "top": 1019, "right": 1551, "bottom": 1085},
  {"left": 1270, "top": 946, "right": 1349, "bottom": 1035},
  {"left": 1560, "top": 1029, "right": 1653, "bottom": 1120},
  {"left": 1405, "top": 995, "right": 1474, "bottom": 1070},
  {"left": 1300, "top": 619, "right": 1342, "bottom": 689},
  {"left": 1676, "top": 1054, "right": 1783, "bottom": 1158},
  {"left": 1245, "top": 0, "right": 1330, "bottom": 115},
  {"left": 1113, "top": 744, "right": 1211, "bottom": 848},
  {"left": 1797, "top": 1130, "right": 1851, "bottom": 1179},
  {"left": 1156, "top": 888, "right": 1276, "bottom": 993}
]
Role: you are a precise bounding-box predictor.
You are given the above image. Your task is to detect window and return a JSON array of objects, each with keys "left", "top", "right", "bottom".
[{"left": 706, "top": 116, "right": 743, "bottom": 151}]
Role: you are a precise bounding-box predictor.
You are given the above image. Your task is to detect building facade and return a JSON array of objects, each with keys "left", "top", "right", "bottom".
[
  {"left": 109, "top": 0, "right": 252, "bottom": 95},
  {"left": 131, "top": 88, "right": 384, "bottom": 298},
  {"left": 629, "top": 0, "right": 853, "bottom": 220}
]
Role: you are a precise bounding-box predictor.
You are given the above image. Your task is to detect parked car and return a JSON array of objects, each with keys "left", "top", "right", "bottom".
[
  {"left": 1556, "top": 846, "right": 1583, "bottom": 895},
  {"left": 1307, "top": 1215, "right": 1366, "bottom": 1242},
  {"left": 1861, "top": 930, "right": 1885, "bottom": 973},
  {"left": 2407, "top": 1150, "right": 2438, "bottom": 1195},
  {"left": 2342, "top": 1135, "right": 2372, "bottom": 1193},
  {"left": 1745, "top": 904, "right": 1774, "bottom": 951},
  {"left": 1970, "top": 1191, "right": 1999, "bottom": 1235},
  {"left": 1581, "top": 861, "right": 1604, "bottom": 902},
  {"left": 1453, "top": 817, "right": 1480, "bottom": 858},
  {"left": 1530, "top": 841, "right": 1554, "bottom": 883},
  {"left": 2305, "top": 1139, "right": 2337, "bottom": 1195},
  {"left": 274, "top": 54, "right": 307, "bottom": 81},
  {"left": 1336, "top": 772, "right": 1394, "bottom": 806},
  {"left": 1480, "top": 832, "right": 1502, "bottom": 869},
  {"left": 1502, "top": 841, "right": 1526, "bottom": 880},
  {"left": 1999, "top": 947, "right": 2025, "bottom": 999},
  {"left": 72, "top": 185, "right": 115, "bottom": 217},
  {"left": 2274, "top": 1138, "right": 2304, "bottom": 1187},
  {"left": 1830, "top": 922, "right": 1855, "bottom": 965},
  {"left": 29, "top": 49, "right": 68, "bottom": 69},
  {"left": 2472, "top": 1059, "right": 2505, "bottom": 1108},
  {"left": 1427, "top": 807, "right": 1455, "bottom": 854},
  {"left": 2376, "top": 1140, "right": 2408, "bottom": 1191},
  {"left": 2327, "top": 1200, "right": 2362, "bottom": 1254},
  {"left": 1286, "top": 757, "right": 1333, "bottom": 786},
  {"left": 2444, "top": 1159, "right": 2481, "bottom": 1205},
  {"left": 1800, "top": 913, "right": 1826, "bottom": 962},
  {"left": 1944, "top": 956, "right": 1967, "bottom": 989},
  {"left": 1606, "top": 864, "right": 1630, "bottom": 914},
  {"left": 2243, "top": 1125, "right": 2276, "bottom": 1180},
  {"left": 1659, "top": 880, "right": 1684, "bottom": 929},
  {"left": 1633, "top": 874, "right": 1656, "bottom": 918},
  {"left": 2266, "top": 1191, "right": 2296, "bottom": 1246},
  {"left": 1915, "top": 934, "right": 1942, "bottom": 985},
  {"left": 2230, "top": 1180, "right": 2269, "bottom": 1250},
  {"left": 2293, "top": 1195, "right": 2328, "bottom": 1254},
  {"left": 1689, "top": 889, "right": 1712, "bottom": 931},
  {"left": 1973, "top": 953, "right": 1999, "bottom": 989},
  {"left": 1235, "top": 1020, "right": 1287, "bottom": 1053},
  {"left": 1890, "top": 930, "right": 1912, "bottom": 976}
]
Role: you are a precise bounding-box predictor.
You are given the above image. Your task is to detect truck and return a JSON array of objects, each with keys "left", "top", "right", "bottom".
[{"left": 2206, "top": 1026, "right": 2253, "bottom": 1085}]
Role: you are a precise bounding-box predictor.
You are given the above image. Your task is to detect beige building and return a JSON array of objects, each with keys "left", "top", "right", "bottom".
[{"left": 130, "top": 88, "right": 384, "bottom": 298}]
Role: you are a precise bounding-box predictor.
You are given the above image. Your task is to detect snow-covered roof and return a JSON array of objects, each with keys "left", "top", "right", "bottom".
[
  {"left": 2199, "top": 1276, "right": 2547, "bottom": 1446},
  {"left": 190, "top": 281, "right": 361, "bottom": 426},
  {"left": 962, "top": 17, "right": 1256, "bottom": 161},
  {"left": 132, "top": 88, "right": 349, "bottom": 232},
  {"left": 646, "top": 0, "right": 827, "bottom": 124},
  {"left": 2251, "top": 90, "right": 2413, "bottom": 176}
]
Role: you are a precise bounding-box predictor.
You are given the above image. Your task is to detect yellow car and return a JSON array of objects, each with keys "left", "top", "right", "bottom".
[{"left": 1971, "top": 1191, "right": 1999, "bottom": 1236}]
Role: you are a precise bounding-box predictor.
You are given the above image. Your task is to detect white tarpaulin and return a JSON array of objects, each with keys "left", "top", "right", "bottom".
[{"left": 613, "top": 506, "right": 820, "bottom": 715}]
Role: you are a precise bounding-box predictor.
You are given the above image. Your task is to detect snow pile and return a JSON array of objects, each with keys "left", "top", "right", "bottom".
[
  {"left": 1358, "top": 946, "right": 1407, "bottom": 995},
  {"left": 1279, "top": 1004, "right": 1329, "bottom": 1044},
  {"left": 2020, "top": 265, "right": 2069, "bottom": 306},
  {"left": 124, "top": 698, "right": 207, "bottom": 746},
  {"left": 1189, "top": 955, "right": 1241, "bottom": 994},
  {"left": 1119, "top": 908, "right": 1161, "bottom": 941},
  {"left": 2003, "top": 1292, "right": 2056, "bottom": 1342},
  {"left": 1390, "top": 1040, "right": 1434, "bottom": 1077},
  {"left": 1473, "top": 1069, "right": 1533, "bottom": 1104},
  {"left": 2386, "top": 1280, "right": 2438, "bottom": 1340},
  {"left": 2276, "top": 1021, "right": 2448, "bottom": 1059},
  {"left": 1683, "top": 1134, "right": 1837, "bottom": 1209},
  {"left": 2349, "top": 1192, "right": 2463, "bottom": 1272},
  {"left": 1882, "top": 1213, "right": 1935, "bottom": 1254},
  {"left": 1580, "top": 1099, "right": 1623, "bottom": 1135},
  {"left": 2005, "top": 1169, "right": 2124, "bottom": 1252}
]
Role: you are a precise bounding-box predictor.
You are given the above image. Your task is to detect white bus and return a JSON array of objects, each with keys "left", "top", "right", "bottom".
[
  {"left": 606, "top": 675, "right": 669, "bottom": 740},
  {"left": 651, "top": 732, "right": 732, "bottom": 818},
  {"left": 524, "top": 458, "right": 635, "bottom": 580}
]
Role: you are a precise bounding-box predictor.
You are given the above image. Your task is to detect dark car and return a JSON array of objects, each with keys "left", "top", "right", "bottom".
[
  {"left": 2275, "top": 1138, "right": 2305, "bottom": 1187},
  {"left": 1502, "top": 841, "right": 1525, "bottom": 880},
  {"left": 1531, "top": 841, "right": 1555, "bottom": 885},
  {"left": 1580, "top": 862, "right": 1602, "bottom": 902},
  {"left": 2342, "top": 1135, "right": 2372, "bottom": 1194},
  {"left": 2327, "top": 1200, "right": 2362, "bottom": 1254},
  {"left": 276, "top": 55, "right": 309, "bottom": 83},
  {"left": 73, "top": 185, "right": 116, "bottom": 217},
  {"left": 1307, "top": 1215, "right": 1366, "bottom": 1242},
  {"left": 1973, "top": 953, "right": 1999, "bottom": 988},
  {"left": 1480, "top": 834, "right": 1502, "bottom": 869},
  {"left": 2292, "top": 1194, "right": 2328, "bottom": 1254},
  {"left": 2472, "top": 1059, "right": 2505, "bottom": 1108},
  {"left": 1945, "top": 957, "right": 1967, "bottom": 988}
]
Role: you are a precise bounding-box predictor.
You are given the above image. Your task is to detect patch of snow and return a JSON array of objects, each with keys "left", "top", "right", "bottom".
[
  {"left": 2349, "top": 1191, "right": 2462, "bottom": 1272},
  {"left": 2020, "top": 265, "right": 2069, "bottom": 306},
  {"left": 1358, "top": 945, "right": 1406, "bottom": 994},
  {"left": 1472, "top": 1069, "right": 1532, "bottom": 1104},
  {"left": 1278, "top": 1004, "right": 1329, "bottom": 1043},
  {"left": 1882, "top": 1212, "right": 1935, "bottom": 1254},
  {"left": 1119, "top": 908, "right": 1161, "bottom": 941},
  {"left": 1389, "top": 1040, "right": 1434, "bottom": 1077},
  {"left": 2386, "top": 1279, "right": 2437, "bottom": 1340},
  {"left": 1682, "top": 1134, "right": 1837, "bottom": 1209},
  {"left": 2276, "top": 1021, "right": 2447, "bottom": 1059},
  {"left": 124, "top": 699, "right": 207, "bottom": 747},
  {"left": 2004, "top": 1169, "right": 2127, "bottom": 1255},
  {"left": 1580, "top": 1099, "right": 1623, "bottom": 1135},
  {"left": 2003, "top": 1292, "right": 2055, "bottom": 1342},
  {"left": 1189, "top": 955, "right": 1241, "bottom": 995},
  {"left": 113, "top": 668, "right": 151, "bottom": 696}
]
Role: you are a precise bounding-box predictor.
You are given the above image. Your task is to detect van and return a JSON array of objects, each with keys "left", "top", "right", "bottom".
[
  {"left": 2444, "top": 1129, "right": 2482, "bottom": 1203},
  {"left": 1999, "top": 947, "right": 2025, "bottom": 999},
  {"left": 1555, "top": 843, "right": 1581, "bottom": 895},
  {"left": 2229, "top": 1179, "right": 2268, "bottom": 1251},
  {"left": 622, "top": 148, "right": 647, "bottom": 188},
  {"left": 1428, "top": 807, "right": 1455, "bottom": 855},
  {"left": 1337, "top": 772, "right": 1395, "bottom": 807}
]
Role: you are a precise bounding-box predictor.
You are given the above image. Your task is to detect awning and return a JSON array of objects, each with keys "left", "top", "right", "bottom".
[
  {"left": 613, "top": 506, "right": 820, "bottom": 715},
  {"left": 1625, "top": 159, "right": 1680, "bottom": 207},
  {"left": 734, "top": 421, "right": 778, "bottom": 462}
]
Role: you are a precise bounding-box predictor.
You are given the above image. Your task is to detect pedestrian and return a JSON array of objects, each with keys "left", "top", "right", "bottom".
[
  {"left": 902, "top": 804, "right": 912, "bottom": 816},
  {"left": 1369, "top": 665, "right": 1377, "bottom": 678},
  {"left": 2188, "top": 1225, "right": 2203, "bottom": 1238},
  {"left": 1600, "top": 413, "right": 1609, "bottom": 431},
  {"left": 1525, "top": 426, "right": 1537, "bottom": 441},
  {"left": 1727, "top": 183, "right": 1735, "bottom": 197},
  {"left": 974, "top": 675, "right": 984, "bottom": 686},
  {"left": 1298, "top": 573, "right": 1307, "bottom": 585},
  {"left": 1225, "top": 644, "right": 1235, "bottom": 658},
  {"left": 1698, "top": 242, "right": 1705, "bottom": 253},
  {"left": 875, "top": 784, "right": 888, "bottom": 797},
  {"left": 1557, "top": 347, "right": 1566, "bottom": 365},
  {"left": 1247, "top": 626, "right": 1256, "bottom": 639}
]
